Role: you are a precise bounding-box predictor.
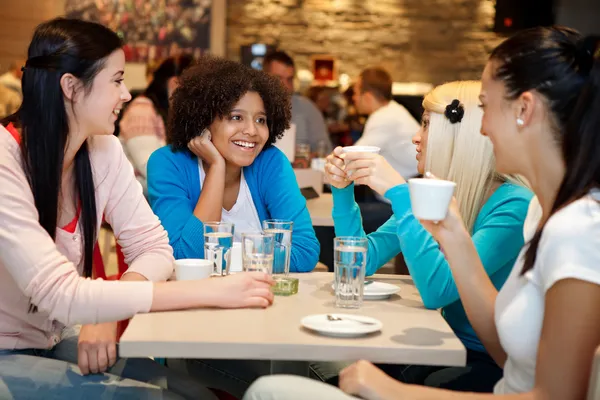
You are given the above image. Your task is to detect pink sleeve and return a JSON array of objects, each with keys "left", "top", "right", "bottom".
[
  {"left": 0, "top": 134, "right": 153, "bottom": 326},
  {"left": 100, "top": 136, "right": 175, "bottom": 282}
]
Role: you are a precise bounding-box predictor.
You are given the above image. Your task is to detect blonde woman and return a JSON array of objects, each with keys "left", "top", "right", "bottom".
[{"left": 313, "top": 81, "right": 532, "bottom": 392}]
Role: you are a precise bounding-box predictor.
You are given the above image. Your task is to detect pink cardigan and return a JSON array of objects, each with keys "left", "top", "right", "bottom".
[{"left": 0, "top": 126, "right": 174, "bottom": 350}]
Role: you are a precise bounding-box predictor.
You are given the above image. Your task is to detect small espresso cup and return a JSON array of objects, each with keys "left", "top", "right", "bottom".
[
  {"left": 174, "top": 259, "right": 213, "bottom": 281},
  {"left": 408, "top": 178, "right": 457, "bottom": 221}
]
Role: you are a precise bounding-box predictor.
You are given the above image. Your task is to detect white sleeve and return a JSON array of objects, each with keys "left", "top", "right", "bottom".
[{"left": 537, "top": 197, "right": 600, "bottom": 292}]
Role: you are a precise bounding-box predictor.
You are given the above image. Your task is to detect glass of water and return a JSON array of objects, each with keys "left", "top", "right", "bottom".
[
  {"left": 263, "top": 220, "right": 298, "bottom": 295},
  {"left": 241, "top": 232, "right": 275, "bottom": 273},
  {"left": 334, "top": 237, "right": 368, "bottom": 308},
  {"left": 204, "top": 222, "right": 234, "bottom": 276},
  {"left": 262, "top": 220, "right": 293, "bottom": 275}
]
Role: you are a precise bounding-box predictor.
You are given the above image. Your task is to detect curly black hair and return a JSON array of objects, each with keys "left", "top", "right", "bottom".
[{"left": 168, "top": 56, "right": 292, "bottom": 151}]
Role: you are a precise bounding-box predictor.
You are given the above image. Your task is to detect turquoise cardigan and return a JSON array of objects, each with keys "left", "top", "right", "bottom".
[
  {"left": 147, "top": 145, "right": 319, "bottom": 272},
  {"left": 332, "top": 182, "right": 532, "bottom": 352}
]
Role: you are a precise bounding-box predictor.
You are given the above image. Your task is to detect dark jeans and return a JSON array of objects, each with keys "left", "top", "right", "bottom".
[
  {"left": 0, "top": 326, "right": 219, "bottom": 400},
  {"left": 378, "top": 348, "right": 502, "bottom": 392}
]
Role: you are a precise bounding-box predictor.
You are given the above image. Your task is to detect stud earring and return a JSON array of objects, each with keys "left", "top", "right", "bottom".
[{"left": 516, "top": 118, "right": 524, "bottom": 126}]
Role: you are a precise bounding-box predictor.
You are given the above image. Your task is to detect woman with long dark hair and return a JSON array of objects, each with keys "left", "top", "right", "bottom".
[
  {"left": 0, "top": 18, "right": 273, "bottom": 398},
  {"left": 245, "top": 26, "right": 600, "bottom": 400},
  {"left": 119, "top": 54, "right": 195, "bottom": 194}
]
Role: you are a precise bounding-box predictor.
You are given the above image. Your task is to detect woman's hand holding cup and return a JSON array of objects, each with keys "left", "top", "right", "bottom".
[
  {"left": 412, "top": 172, "right": 468, "bottom": 245},
  {"left": 342, "top": 146, "right": 405, "bottom": 195},
  {"left": 325, "top": 147, "right": 351, "bottom": 189}
]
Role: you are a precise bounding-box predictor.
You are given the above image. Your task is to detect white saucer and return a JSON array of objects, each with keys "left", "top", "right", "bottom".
[
  {"left": 301, "top": 314, "right": 382, "bottom": 337},
  {"left": 331, "top": 281, "right": 400, "bottom": 300}
]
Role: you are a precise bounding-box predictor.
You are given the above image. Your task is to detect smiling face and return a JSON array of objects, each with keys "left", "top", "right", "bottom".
[
  {"left": 209, "top": 91, "right": 270, "bottom": 167},
  {"left": 71, "top": 49, "right": 132, "bottom": 136},
  {"left": 412, "top": 111, "right": 430, "bottom": 175}
]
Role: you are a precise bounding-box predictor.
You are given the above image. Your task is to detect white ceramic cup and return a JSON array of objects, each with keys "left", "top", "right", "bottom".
[
  {"left": 174, "top": 259, "right": 213, "bottom": 281},
  {"left": 342, "top": 145, "right": 381, "bottom": 154},
  {"left": 408, "top": 178, "right": 457, "bottom": 221}
]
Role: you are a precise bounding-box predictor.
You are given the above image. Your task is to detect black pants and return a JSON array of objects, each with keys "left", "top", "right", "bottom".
[{"left": 378, "top": 349, "right": 503, "bottom": 393}]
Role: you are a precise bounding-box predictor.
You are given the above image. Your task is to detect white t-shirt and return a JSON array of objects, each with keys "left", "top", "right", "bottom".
[
  {"left": 494, "top": 191, "right": 600, "bottom": 394},
  {"left": 198, "top": 160, "right": 262, "bottom": 242}
]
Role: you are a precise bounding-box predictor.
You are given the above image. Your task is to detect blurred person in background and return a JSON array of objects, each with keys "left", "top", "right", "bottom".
[
  {"left": 263, "top": 51, "right": 332, "bottom": 155},
  {"left": 0, "top": 84, "right": 21, "bottom": 119},
  {"left": 119, "top": 54, "right": 195, "bottom": 195},
  {"left": 0, "top": 58, "right": 24, "bottom": 98},
  {"left": 352, "top": 67, "right": 420, "bottom": 181}
]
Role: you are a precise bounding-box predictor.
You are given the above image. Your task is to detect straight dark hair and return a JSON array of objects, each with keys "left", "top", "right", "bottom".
[
  {"left": 144, "top": 54, "right": 195, "bottom": 124},
  {"left": 489, "top": 26, "right": 600, "bottom": 274},
  {"left": 2, "top": 18, "right": 123, "bottom": 282}
]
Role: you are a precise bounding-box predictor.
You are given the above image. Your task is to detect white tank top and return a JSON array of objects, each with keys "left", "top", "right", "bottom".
[{"left": 198, "top": 160, "right": 262, "bottom": 242}]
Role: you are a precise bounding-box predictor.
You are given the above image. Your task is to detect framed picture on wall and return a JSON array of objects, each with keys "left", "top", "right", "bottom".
[
  {"left": 310, "top": 55, "right": 338, "bottom": 84},
  {"left": 64, "top": 0, "right": 227, "bottom": 62}
]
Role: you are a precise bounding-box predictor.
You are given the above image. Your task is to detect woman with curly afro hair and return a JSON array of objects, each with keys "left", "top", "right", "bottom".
[
  {"left": 146, "top": 56, "right": 319, "bottom": 397},
  {"left": 147, "top": 56, "right": 319, "bottom": 273}
]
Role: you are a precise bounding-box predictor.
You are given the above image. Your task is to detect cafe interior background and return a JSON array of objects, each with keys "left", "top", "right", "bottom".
[{"left": 0, "top": 0, "right": 599, "bottom": 274}]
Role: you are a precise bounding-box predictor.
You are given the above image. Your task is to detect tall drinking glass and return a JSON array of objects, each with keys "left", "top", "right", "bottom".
[
  {"left": 263, "top": 220, "right": 298, "bottom": 295},
  {"left": 334, "top": 237, "right": 368, "bottom": 308},
  {"left": 204, "top": 222, "right": 234, "bottom": 276},
  {"left": 241, "top": 233, "right": 275, "bottom": 273}
]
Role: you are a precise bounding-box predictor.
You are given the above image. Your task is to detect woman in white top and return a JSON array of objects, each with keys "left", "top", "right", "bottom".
[{"left": 243, "top": 26, "right": 600, "bottom": 400}]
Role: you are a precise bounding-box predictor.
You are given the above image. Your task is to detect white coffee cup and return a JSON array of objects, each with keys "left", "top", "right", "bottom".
[
  {"left": 342, "top": 145, "right": 381, "bottom": 154},
  {"left": 174, "top": 259, "right": 213, "bottom": 281},
  {"left": 408, "top": 178, "right": 457, "bottom": 221}
]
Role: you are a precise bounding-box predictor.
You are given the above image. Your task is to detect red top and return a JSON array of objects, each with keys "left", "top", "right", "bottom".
[
  {"left": 6, "top": 123, "right": 20, "bottom": 145},
  {"left": 5, "top": 123, "right": 80, "bottom": 232}
]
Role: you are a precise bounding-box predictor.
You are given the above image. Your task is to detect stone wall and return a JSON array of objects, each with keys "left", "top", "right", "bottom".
[{"left": 227, "top": 0, "right": 504, "bottom": 85}]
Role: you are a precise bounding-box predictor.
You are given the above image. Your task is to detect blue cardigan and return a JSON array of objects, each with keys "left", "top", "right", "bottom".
[
  {"left": 147, "top": 145, "right": 319, "bottom": 272},
  {"left": 332, "top": 182, "right": 532, "bottom": 353}
]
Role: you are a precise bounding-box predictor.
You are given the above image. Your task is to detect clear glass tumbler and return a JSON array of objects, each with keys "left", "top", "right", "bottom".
[{"left": 334, "top": 236, "right": 368, "bottom": 308}]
